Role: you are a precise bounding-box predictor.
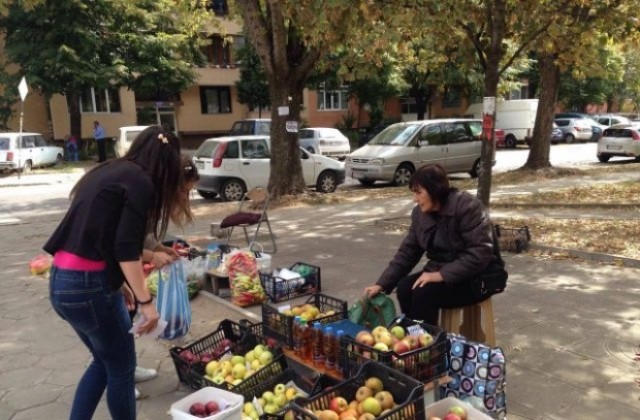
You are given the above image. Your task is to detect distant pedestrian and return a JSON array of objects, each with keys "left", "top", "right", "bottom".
[
  {"left": 93, "top": 120, "right": 106, "bottom": 163},
  {"left": 64, "top": 134, "right": 79, "bottom": 162}
]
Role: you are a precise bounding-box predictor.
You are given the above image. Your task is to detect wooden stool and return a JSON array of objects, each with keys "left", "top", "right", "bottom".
[{"left": 439, "top": 298, "right": 496, "bottom": 346}]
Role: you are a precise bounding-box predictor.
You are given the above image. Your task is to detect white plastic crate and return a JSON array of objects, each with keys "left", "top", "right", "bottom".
[
  {"left": 170, "top": 387, "right": 244, "bottom": 420},
  {"left": 425, "top": 397, "right": 493, "bottom": 420}
]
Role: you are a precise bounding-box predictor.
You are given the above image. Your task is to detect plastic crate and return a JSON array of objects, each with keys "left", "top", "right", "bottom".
[
  {"left": 262, "top": 293, "right": 348, "bottom": 348},
  {"left": 259, "top": 262, "right": 321, "bottom": 302},
  {"left": 494, "top": 224, "right": 530, "bottom": 253},
  {"left": 170, "top": 387, "right": 244, "bottom": 420},
  {"left": 340, "top": 318, "right": 448, "bottom": 384},
  {"left": 190, "top": 332, "right": 288, "bottom": 397},
  {"left": 169, "top": 319, "right": 251, "bottom": 389},
  {"left": 290, "top": 361, "right": 425, "bottom": 420}
]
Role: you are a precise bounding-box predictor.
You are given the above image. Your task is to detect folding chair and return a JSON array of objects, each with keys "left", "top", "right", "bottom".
[{"left": 218, "top": 188, "right": 276, "bottom": 253}]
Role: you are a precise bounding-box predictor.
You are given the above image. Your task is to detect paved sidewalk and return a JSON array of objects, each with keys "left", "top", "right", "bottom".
[{"left": 2, "top": 175, "right": 640, "bottom": 419}]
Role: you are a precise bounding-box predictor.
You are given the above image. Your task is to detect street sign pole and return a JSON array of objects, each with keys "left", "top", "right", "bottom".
[{"left": 17, "top": 77, "right": 29, "bottom": 181}]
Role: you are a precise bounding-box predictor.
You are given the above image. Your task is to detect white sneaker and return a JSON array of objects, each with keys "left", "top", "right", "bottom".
[
  {"left": 134, "top": 366, "right": 158, "bottom": 383},
  {"left": 135, "top": 387, "right": 141, "bottom": 400}
]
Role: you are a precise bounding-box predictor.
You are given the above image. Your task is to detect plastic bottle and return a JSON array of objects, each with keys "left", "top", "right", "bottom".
[
  {"left": 205, "top": 242, "right": 221, "bottom": 271},
  {"left": 312, "top": 322, "right": 324, "bottom": 367},
  {"left": 323, "top": 326, "right": 336, "bottom": 370},
  {"left": 292, "top": 316, "right": 303, "bottom": 357},
  {"left": 335, "top": 329, "right": 344, "bottom": 374},
  {"left": 299, "top": 320, "right": 312, "bottom": 361}
]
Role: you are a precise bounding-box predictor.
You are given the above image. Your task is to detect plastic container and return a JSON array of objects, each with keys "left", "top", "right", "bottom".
[
  {"left": 298, "top": 320, "right": 311, "bottom": 361},
  {"left": 292, "top": 316, "right": 303, "bottom": 358},
  {"left": 322, "top": 326, "right": 335, "bottom": 370},
  {"left": 339, "top": 319, "right": 448, "bottom": 384},
  {"left": 169, "top": 319, "right": 251, "bottom": 389},
  {"left": 205, "top": 243, "right": 222, "bottom": 271},
  {"left": 311, "top": 322, "right": 324, "bottom": 367},
  {"left": 170, "top": 387, "right": 244, "bottom": 420},
  {"left": 425, "top": 396, "right": 493, "bottom": 420},
  {"left": 290, "top": 361, "right": 426, "bottom": 420},
  {"left": 334, "top": 329, "right": 344, "bottom": 374},
  {"left": 259, "top": 262, "right": 321, "bottom": 302},
  {"left": 262, "top": 293, "right": 348, "bottom": 349}
]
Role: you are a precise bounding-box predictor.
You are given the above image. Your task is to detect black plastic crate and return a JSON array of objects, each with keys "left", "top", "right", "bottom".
[
  {"left": 494, "top": 224, "right": 530, "bottom": 253},
  {"left": 169, "top": 319, "right": 250, "bottom": 389},
  {"left": 260, "top": 262, "right": 321, "bottom": 302},
  {"left": 262, "top": 293, "right": 348, "bottom": 348},
  {"left": 290, "top": 361, "right": 425, "bottom": 420},
  {"left": 340, "top": 318, "right": 448, "bottom": 384},
  {"left": 190, "top": 332, "right": 288, "bottom": 396}
]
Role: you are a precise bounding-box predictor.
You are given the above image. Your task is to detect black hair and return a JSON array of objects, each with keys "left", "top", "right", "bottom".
[{"left": 409, "top": 164, "right": 456, "bottom": 207}]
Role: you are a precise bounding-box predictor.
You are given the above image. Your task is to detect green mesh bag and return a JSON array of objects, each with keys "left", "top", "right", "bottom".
[{"left": 348, "top": 294, "right": 397, "bottom": 329}]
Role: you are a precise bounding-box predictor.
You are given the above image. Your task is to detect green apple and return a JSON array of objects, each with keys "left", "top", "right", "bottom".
[
  {"left": 273, "top": 392, "right": 287, "bottom": 408},
  {"left": 262, "top": 391, "right": 275, "bottom": 403},
  {"left": 205, "top": 360, "right": 220, "bottom": 376},
  {"left": 211, "top": 375, "right": 225, "bottom": 385},
  {"left": 274, "top": 383, "right": 287, "bottom": 395},
  {"left": 254, "top": 344, "right": 267, "bottom": 357},
  {"left": 263, "top": 403, "right": 279, "bottom": 414},
  {"left": 251, "top": 359, "right": 261, "bottom": 370},
  {"left": 232, "top": 363, "right": 247, "bottom": 379},
  {"left": 245, "top": 350, "right": 256, "bottom": 363},
  {"left": 259, "top": 350, "right": 273, "bottom": 365},
  {"left": 231, "top": 355, "right": 246, "bottom": 366},
  {"left": 361, "top": 396, "right": 382, "bottom": 416},
  {"left": 232, "top": 378, "right": 243, "bottom": 386},
  {"left": 390, "top": 325, "right": 405, "bottom": 340},
  {"left": 244, "top": 402, "right": 255, "bottom": 415}
]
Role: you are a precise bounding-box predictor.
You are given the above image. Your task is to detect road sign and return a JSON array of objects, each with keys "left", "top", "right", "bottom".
[{"left": 18, "top": 77, "right": 28, "bottom": 102}]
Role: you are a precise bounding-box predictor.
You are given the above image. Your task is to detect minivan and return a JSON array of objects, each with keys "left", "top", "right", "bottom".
[
  {"left": 229, "top": 119, "right": 271, "bottom": 136},
  {"left": 345, "top": 119, "right": 485, "bottom": 186},
  {"left": 114, "top": 126, "right": 150, "bottom": 158}
]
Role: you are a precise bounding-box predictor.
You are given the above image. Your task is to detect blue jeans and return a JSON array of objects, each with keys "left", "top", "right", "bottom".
[{"left": 49, "top": 266, "right": 136, "bottom": 420}]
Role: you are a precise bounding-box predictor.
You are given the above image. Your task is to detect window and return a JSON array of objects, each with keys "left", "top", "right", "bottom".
[
  {"left": 224, "top": 141, "right": 239, "bottom": 158},
  {"left": 21, "top": 135, "right": 36, "bottom": 148},
  {"left": 35, "top": 135, "right": 47, "bottom": 147},
  {"left": 418, "top": 124, "right": 443, "bottom": 145},
  {"left": 441, "top": 87, "right": 461, "bottom": 109},
  {"left": 400, "top": 97, "right": 417, "bottom": 114},
  {"left": 208, "top": 0, "right": 228, "bottom": 16},
  {"left": 201, "top": 36, "right": 230, "bottom": 66},
  {"left": 555, "top": 120, "right": 569, "bottom": 127},
  {"left": 241, "top": 139, "right": 269, "bottom": 158},
  {"left": 466, "top": 121, "right": 482, "bottom": 140},
  {"left": 0, "top": 137, "right": 10, "bottom": 150},
  {"left": 443, "top": 122, "right": 470, "bottom": 143},
  {"left": 80, "top": 87, "right": 121, "bottom": 113},
  {"left": 317, "top": 86, "right": 348, "bottom": 110},
  {"left": 200, "top": 87, "right": 232, "bottom": 114}
]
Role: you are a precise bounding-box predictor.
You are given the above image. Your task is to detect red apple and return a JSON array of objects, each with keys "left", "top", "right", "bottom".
[
  {"left": 402, "top": 335, "right": 419, "bottom": 350},
  {"left": 329, "top": 396, "right": 349, "bottom": 414},
  {"left": 355, "top": 331, "right": 375, "bottom": 347},
  {"left": 189, "top": 402, "right": 206, "bottom": 416},
  {"left": 205, "top": 400, "right": 219, "bottom": 415},
  {"left": 443, "top": 414, "right": 461, "bottom": 420},
  {"left": 392, "top": 340, "right": 410, "bottom": 354},
  {"left": 418, "top": 333, "right": 433, "bottom": 348}
]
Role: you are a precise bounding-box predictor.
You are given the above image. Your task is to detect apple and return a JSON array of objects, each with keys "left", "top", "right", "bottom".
[
  {"left": 358, "top": 414, "right": 375, "bottom": 420},
  {"left": 373, "top": 342, "right": 389, "bottom": 352},
  {"left": 364, "top": 377, "right": 383, "bottom": 394},
  {"left": 361, "top": 397, "right": 382, "bottom": 416},
  {"left": 180, "top": 350, "right": 196, "bottom": 363},
  {"left": 259, "top": 350, "right": 274, "bottom": 365},
  {"left": 274, "top": 383, "right": 286, "bottom": 395},
  {"left": 329, "top": 396, "right": 349, "bottom": 414},
  {"left": 211, "top": 375, "right": 225, "bottom": 385},
  {"left": 392, "top": 340, "right": 410, "bottom": 354},
  {"left": 348, "top": 400, "right": 359, "bottom": 411},
  {"left": 244, "top": 402, "right": 255, "bottom": 415},
  {"left": 374, "top": 391, "right": 394, "bottom": 410},
  {"left": 355, "top": 386, "right": 374, "bottom": 402},
  {"left": 205, "top": 360, "right": 219, "bottom": 376},
  {"left": 371, "top": 326, "right": 388, "bottom": 336},
  {"left": 273, "top": 392, "right": 287, "bottom": 408},
  {"left": 232, "top": 363, "right": 247, "bottom": 379},
  {"left": 316, "top": 410, "right": 339, "bottom": 420},
  {"left": 205, "top": 400, "right": 219, "bottom": 415},
  {"left": 448, "top": 405, "right": 467, "bottom": 419},
  {"left": 245, "top": 350, "right": 256, "bottom": 362},
  {"left": 264, "top": 403, "right": 279, "bottom": 414},
  {"left": 254, "top": 344, "right": 266, "bottom": 357},
  {"left": 262, "top": 391, "right": 275, "bottom": 403},
  {"left": 339, "top": 409, "right": 358, "bottom": 419},
  {"left": 355, "top": 331, "right": 375, "bottom": 347},
  {"left": 418, "top": 332, "right": 433, "bottom": 347},
  {"left": 443, "top": 415, "right": 462, "bottom": 420},
  {"left": 402, "top": 335, "right": 419, "bottom": 350},
  {"left": 375, "top": 331, "right": 394, "bottom": 347},
  {"left": 231, "top": 355, "right": 245, "bottom": 366},
  {"left": 189, "top": 402, "right": 206, "bottom": 415},
  {"left": 251, "top": 359, "right": 261, "bottom": 370},
  {"left": 390, "top": 325, "right": 405, "bottom": 340},
  {"left": 285, "top": 387, "right": 298, "bottom": 401},
  {"left": 232, "top": 378, "right": 242, "bottom": 386}
]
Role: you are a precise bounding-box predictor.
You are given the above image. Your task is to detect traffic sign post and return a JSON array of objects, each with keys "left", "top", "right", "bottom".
[{"left": 17, "top": 77, "right": 28, "bottom": 180}]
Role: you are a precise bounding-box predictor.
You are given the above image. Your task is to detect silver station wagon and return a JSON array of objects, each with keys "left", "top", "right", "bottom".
[{"left": 345, "top": 119, "right": 485, "bottom": 186}]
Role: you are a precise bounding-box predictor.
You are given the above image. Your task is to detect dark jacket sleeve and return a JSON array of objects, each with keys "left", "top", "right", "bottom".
[
  {"left": 113, "top": 177, "right": 154, "bottom": 262},
  {"left": 440, "top": 194, "right": 494, "bottom": 284},
  {"left": 376, "top": 206, "right": 425, "bottom": 293}
]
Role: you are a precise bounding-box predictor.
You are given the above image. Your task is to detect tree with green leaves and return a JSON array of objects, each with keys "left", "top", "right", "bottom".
[
  {"left": 0, "top": 0, "right": 205, "bottom": 141},
  {"left": 235, "top": 39, "right": 270, "bottom": 117}
]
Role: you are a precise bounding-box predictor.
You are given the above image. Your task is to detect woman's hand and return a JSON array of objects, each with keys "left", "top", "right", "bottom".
[
  {"left": 412, "top": 271, "right": 444, "bottom": 289},
  {"left": 364, "top": 284, "right": 384, "bottom": 298},
  {"left": 121, "top": 284, "right": 136, "bottom": 311},
  {"left": 151, "top": 251, "right": 176, "bottom": 268},
  {"left": 137, "top": 302, "right": 160, "bottom": 335}
]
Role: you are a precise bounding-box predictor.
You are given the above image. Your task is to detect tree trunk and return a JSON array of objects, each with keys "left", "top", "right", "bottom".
[
  {"left": 476, "top": 66, "right": 500, "bottom": 207},
  {"left": 267, "top": 81, "right": 306, "bottom": 198},
  {"left": 68, "top": 92, "right": 83, "bottom": 150},
  {"left": 415, "top": 93, "right": 426, "bottom": 120},
  {"left": 524, "top": 53, "right": 559, "bottom": 170}
]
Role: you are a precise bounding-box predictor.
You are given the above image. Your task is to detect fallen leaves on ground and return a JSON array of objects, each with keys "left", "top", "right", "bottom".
[{"left": 494, "top": 181, "right": 640, "bottom": 204}]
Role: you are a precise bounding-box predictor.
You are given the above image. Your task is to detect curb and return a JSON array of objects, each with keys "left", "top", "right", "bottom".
[
  {"left": 374, "top": 217, "right": 640, "bottom": 268},
  {"left": 490, "top": 202, "right": 640, "bottom": 209}
]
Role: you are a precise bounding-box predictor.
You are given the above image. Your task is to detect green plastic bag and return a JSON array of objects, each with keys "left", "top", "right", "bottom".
[{"left": 348, "top": 294, "right": 397, "bottom": 329}]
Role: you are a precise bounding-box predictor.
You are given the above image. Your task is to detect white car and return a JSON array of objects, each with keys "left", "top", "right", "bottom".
[
  {"left": 192, "top": 135, "right": 346, "bottom": 201},
  {"left": 114, "top": 126, "right": 150, "bottom": 158},
  {"left": 0, "top": 132, "right": 64, "bottom": 173},
  {"left": 298, "top": 128, "right": 351, "bottom": 159},
  {"left": 597, "top": 123, "right": 640, "bottom": 163}
]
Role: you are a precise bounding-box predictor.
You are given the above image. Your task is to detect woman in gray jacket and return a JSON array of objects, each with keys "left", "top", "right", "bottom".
[{"left": 364, "top": 164, "right": 497, "bottom": 324}]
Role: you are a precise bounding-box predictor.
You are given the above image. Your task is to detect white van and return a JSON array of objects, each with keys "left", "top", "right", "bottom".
[
  {"left": 466, "top": 99, "right": 538, "bottom": 148},
  {"left": 298, "top": 127, "right": 351, "bottom": 159},
  {"left": 345, "top": 119, "right": 484, "bottom": 186},
  {"left": 0, "top": 132, "right": 64, "bottom": 173},
  {"left": 114, "top": 126, "right": 150, "bottom": 158}
]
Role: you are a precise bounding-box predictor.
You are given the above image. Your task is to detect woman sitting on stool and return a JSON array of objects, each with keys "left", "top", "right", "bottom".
[{"left": 364, "top": 164, "right": 497, "bottom": 325}]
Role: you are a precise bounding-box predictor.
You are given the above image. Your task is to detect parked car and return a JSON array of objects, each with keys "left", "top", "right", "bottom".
[
  {"left": 0, "top": 132, "right": 64, "bottom": 173},
  {"left": 554, "top": 112, "right": 605, "bottom": 141},
  {"left": 359, "top": 124, "right": 391, "bottom": 147},
  {"left": 298, "top": 127, "right": 351, "bottom": 159},
  {"left": 114, "top": 126, "right": 150, "bottom": 158},
  {"left": 228, "top": 119, "right": 271, "bottom": 136},
  {"left": 553, "top": 118, "right": 593, "bottom": 143},
  {"left": 551, "top": 123, "right": 564, "bottom": 144},
  {"left": 193, "top": 135, "right": 345, "bottom": 201},
  {"left": 346, "top": 119, "right": 488, "bottom": 186},
  {"left": 594, "top": 114, "right": 631, "bottom": 127},
  {"left": 597, "top": 124, "right": 640, "bottom": 163}
]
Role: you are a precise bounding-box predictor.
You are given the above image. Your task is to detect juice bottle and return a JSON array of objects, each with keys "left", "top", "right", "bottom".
[
  {"left": 323, "top": 326, "right": 336, "bottom": 370},
  {"left": 292, "top": 316, "right": 302, "bottom": 357},
  {"left": 300, "top": 320, "right": 312, "bottom": 361},
  {"left": 312, "top": 322, "right": 324, "bottom": 367},
  {"left": 335, "top": 329, "right": 345, "bottom": 374}
]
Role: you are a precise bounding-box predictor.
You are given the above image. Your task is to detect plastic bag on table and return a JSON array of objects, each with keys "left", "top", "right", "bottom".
[
  {"left": 156, "top": 259, "right": 191, "bottom": 339},
  {"left": 29, "top": 254, "right": 52, "bottom": 276},
  {"left": 224, "top": 250, "right": 267, "bottom": 307},
  {"left": 183, "top": 256, "right": 206, "bottom": 299}
]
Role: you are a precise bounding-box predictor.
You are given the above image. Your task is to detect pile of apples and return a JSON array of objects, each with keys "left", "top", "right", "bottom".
[
  {"left": 178, "top": 338, "right": 235, "bottom": 366},
  {"left": 203, "top": 344, "right": 274, "bottom": 387},
  {"left": 429, "top": 404, "right": 468, "bottom": 420},
  {"left": 241, "top": 383, "right": 301, "bottom": 419},
  {"left": 298, "top": 377, "right": 398, "bottom": 420},
  {"left": 188, "top": 400, "right": 222, "bottom": 418},
  {"left": 280, "top": 303, "right": 336, "bottom": 322},
  {"left": 354, "top": 325, "right": 433, "bottom": 354}
]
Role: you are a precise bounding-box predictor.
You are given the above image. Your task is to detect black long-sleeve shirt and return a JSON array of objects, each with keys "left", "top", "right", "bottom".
[{"left": 44, "top": 161, "right": 154, "bottom": 290}]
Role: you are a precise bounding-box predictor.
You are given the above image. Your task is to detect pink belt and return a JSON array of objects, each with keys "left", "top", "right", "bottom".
[{"left": 53, "top": 251, "right": 107, "bottom": 271}]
